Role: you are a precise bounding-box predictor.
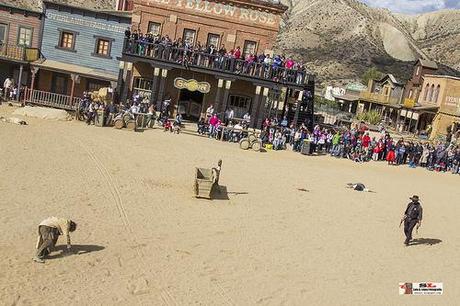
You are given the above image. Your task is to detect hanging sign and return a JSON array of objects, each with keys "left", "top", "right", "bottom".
[{"left": 174, "top": 78, "right": 211, "bottom": 93}]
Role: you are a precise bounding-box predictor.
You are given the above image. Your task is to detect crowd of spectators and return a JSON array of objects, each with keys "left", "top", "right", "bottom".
[{"left": 124, "top": 28, "right": 308, "bottom": 85}]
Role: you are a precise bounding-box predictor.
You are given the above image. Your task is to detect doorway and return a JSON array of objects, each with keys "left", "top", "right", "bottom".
[{"left": 178, "top": 89, "right": 204, "bottom": 120}]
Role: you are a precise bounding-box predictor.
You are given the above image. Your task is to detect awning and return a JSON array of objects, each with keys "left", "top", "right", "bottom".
[
  {"left": 334, "top": 94, "right": 360, "bottom": 102},
  {"left": 31, "top": 59, "right": 118, "bottom": 82}
]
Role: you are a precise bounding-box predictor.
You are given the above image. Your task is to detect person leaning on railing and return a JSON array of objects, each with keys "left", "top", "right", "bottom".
[{"left": 124, "top": 35, "right": 308, "bottom": 83}]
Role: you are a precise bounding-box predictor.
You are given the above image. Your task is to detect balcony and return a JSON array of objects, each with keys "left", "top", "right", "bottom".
[
  {"left": 122, "top": 38, "right": 312, "bottom": 88},
  {"left": 359, "top": 91, "right": 401, "bottom": 105},
  {"left": 0, "top": 43, "right": 41, "bottom": 63}
]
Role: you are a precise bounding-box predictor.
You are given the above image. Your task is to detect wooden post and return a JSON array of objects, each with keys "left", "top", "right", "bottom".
[
  {"left": 214, "top": 79, "right": 224, "bottom": 114},
  {"left": 257, "top": 87, "right": 269, "bottom": 128},
  {"left": 157, "top": 68, "right": 168, "bottom": 111},
  {"left": 250, "top": 85, "right": 261, "bottom": 128},
  {"left": 151, "top": 66, "right": 160, "bottom": 108},
  {"left": 29, "top": 67, "right": 39, "bottom": 101},
  {"left": 16, "top": 64, "right": 23, "bottom": 101},
  {"left": 221, "top": 80, "right": 232, "bottom": 113},
  {"left": 70, "top": 73, "right": 79, "bottom": 106}
]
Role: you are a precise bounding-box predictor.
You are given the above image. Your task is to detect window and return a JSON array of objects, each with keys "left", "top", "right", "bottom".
[
  {"left": 423, "top": 84, "right": 429, "bottom": 101},
  {"left": 17, "top": 26, "right": 33, "bottom": 47},
  {"left": 428, "top": 84, "right": 435, "bottom": 102},
  {"left": 408, "top": 89, "right": 413, "bottom": 99},
  {"left": 415, "top": 66, "right": 420, "bottom": 76},
  {"left": 243, "top": 40, "right": 257, "bottom": 57},
  {"left": 0, "top": 23, "right": 9, "bottom": 44},
  {"left": 183, "top": 29, "right": 196, "bottom": 45},
  {"left": 93, "top": 37, "right": 113, "bottom": 58},
  {"left": 207, "top": 33, "right": 220, "bottom": 48},
  {"left": 229, "top": 95, "right": 252, "bottom": 117},
  {"left": 148, "top": 22, "right": 161, "bottom": 36},
  {"left": 433, "top": 84, "right": 440, "bottom": 103},
  {"left": 51, "top": 73, "right": 68, "bottom": 95},
  {"left": 58, "top": 31, "right": 76, "bottom": 50}
]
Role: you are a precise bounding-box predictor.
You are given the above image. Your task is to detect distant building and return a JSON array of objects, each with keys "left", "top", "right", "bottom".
[
  {"left": 417, "top": 75, "right": 460, "bottom": 139},
  {"left": 25, "top": 1, "right": 130, "bottom": 109},
  {"left": 402, "top": 58, "right": 439, "bottom": 105},
  {"left": 358, "top": 74, "right": 405, "bottom": 125},
  {"left": 118, "top": 0, "right": 315, "bottom": 128},
  {"left": 333, "top": 82, "right": 367, "bottom": 113},
  {"left": 0, "top": 1, "right": 42, "bottom": 99}
]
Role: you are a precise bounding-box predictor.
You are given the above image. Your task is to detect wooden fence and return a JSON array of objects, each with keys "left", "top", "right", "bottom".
[{"left": 24, "top": 88, "right": 80, "bottom": 111}]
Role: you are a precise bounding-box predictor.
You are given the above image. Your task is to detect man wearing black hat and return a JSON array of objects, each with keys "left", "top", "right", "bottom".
[{"left": 401, "top": 195, "right": 423, "bottom": 246}]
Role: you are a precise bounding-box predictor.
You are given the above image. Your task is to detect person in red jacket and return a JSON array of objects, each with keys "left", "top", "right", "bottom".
[{"left": 362, "top": 132, "right": 371, "bottom": 155}]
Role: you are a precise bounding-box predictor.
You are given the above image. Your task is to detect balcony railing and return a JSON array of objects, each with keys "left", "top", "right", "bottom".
[
  {"left": 0, "top": 43, "right": 41, "bottom": 62},
  {"left": 122, "top": 38, "right": 311, "bottom": 87},
  {"left": 360, "top": 91, "right": 401, "bottom": 105},
  {"left": 24, "top": 88, "right": 80, "bottom": 111}
]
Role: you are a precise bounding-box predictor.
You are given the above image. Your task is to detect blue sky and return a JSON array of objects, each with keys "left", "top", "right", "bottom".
[{"left": 361, "top": 0, "right": 460, "bottom": 14}]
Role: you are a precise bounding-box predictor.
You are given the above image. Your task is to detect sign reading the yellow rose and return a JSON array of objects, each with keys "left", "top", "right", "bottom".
[{"left": 174, "top": 78, "right": 211, "bottom": 94}]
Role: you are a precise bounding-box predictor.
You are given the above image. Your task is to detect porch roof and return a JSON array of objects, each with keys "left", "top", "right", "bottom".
[{"left": 32, "top": 59, "right": 118, "bottom": 82}]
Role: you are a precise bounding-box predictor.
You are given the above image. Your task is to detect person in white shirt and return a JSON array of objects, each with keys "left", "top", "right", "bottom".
[
  {"left": 243, "top": 112, "right": 250, "bottom": 124},
  {"left": 206, "top": 105, "right": 214, "bottom": 122},
  {"left": 34, "top": 217, "right": 77, "bottom": 263}
]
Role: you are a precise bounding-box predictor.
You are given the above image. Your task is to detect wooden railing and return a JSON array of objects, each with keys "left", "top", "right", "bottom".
[
  {"left": 24, "top": 88, "right": 80, "bottom": 110},
  {"left": 360, "top": 91, "right": 401, "bottom": 105},
  {"left": 123, "top": 38, "right": 312, "bottom": 86},
  {"left": 0, "top": 43, "right": 41, "bottom": 62}
]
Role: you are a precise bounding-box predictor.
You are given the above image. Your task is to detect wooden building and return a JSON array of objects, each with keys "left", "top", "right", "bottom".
[
  {"left": 402, "top": 59, "right": 438, "bottom": 106},
  {"left": 418, "top": 75, "right": 460, "bottom": 139},
  {"left": 358, "top": 74, "right": 405, "bottom": 127},
  {"left": 118, "top": 0, "right": 315, "bottom": 128},
  {"left": 26, "top": 1, "right": 131, "bottom": 109},
  {"left": 0, "top": 1, "right": 42, "bottom": 100}
]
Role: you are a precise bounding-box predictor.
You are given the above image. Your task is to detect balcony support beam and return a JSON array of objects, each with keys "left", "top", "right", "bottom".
[
  {"left": 157, "top": 68, "right": 169, "bottom": 115},
  {"left": 250, "top": 85, "right": 262, "bottom": 128},
  {"left": 16, "top": 64, "right": 23, "bottom": 101},
  {"left": 151, "top": 66, "right": 160, "bottom": 108}
]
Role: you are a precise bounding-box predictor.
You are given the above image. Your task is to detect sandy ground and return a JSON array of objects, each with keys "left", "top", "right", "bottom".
[{"left": 0, "top": 105, "right": 459, "bottom": 305}]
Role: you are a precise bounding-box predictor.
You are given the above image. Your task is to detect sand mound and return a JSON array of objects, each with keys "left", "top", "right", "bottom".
[{"left": 13, "top": 106, "right": 71, "bottom": 121}]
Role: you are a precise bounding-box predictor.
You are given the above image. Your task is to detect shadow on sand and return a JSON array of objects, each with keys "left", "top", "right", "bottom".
[
  {"left": 47, "top": 244, "right": 105, "bottom": 259},
  {"left": 409, "top": 238, "right": 442, "bottom": 246},
  {"left": 210, "top": 185, "right": 249, "bottom": 201}
]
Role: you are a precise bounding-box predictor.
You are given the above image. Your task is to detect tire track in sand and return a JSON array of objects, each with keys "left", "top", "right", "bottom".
[{"left": 71, "top": 137, "right": 177, "bottom": 306}]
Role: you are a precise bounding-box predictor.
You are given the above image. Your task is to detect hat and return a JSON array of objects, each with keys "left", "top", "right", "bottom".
[{"left": 410, "top": 195, "right": 420, "bottom": 201}]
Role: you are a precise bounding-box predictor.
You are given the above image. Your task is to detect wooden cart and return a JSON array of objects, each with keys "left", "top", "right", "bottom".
[{"left": 194, "top": 160, "right": 222, "bottom": 199}]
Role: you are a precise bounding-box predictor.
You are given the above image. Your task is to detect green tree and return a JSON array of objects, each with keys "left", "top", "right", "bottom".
[{"left": 361, "top": 67, "right": 383, "bottom": 86}]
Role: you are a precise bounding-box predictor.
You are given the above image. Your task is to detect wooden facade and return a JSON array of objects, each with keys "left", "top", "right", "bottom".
[
  {"left": 119, "top": 0, "right": 315, "bottom": 128},
  {"left": 31, "top": 1, "right": 131, "bottom": 103},
  {"left": 0, "top": 3, "right": 42, "bottom": 99}
]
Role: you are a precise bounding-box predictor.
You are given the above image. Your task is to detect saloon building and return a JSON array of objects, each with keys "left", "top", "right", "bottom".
[
  {"left": 118, "top": 0, "right": 315, "bottom": 128},
  {"left": 0, "top": 0, "right": 42, "bottom": 100},
  {"left": 25, "top": 1, "right": 131, "bottom": 109}
]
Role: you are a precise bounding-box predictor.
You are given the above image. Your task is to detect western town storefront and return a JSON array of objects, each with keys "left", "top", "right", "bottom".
[
  {"left": 0, "top": 2, "right": 42, "bottom": 100},
  {"left": 24, "top": 1, "right": 131, "bottom": 110},
  {"left": 118, "top": 0, "right": 315, "bottom": 128}
]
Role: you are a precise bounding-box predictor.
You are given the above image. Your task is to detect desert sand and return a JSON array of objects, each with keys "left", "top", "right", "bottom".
[{"left": 0, "top": 105, "right": 459, "bottom": 305}]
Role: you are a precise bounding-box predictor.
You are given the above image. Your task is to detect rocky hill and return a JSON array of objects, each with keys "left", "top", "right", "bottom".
[{"left": 276, "top": 0, "right": 460, "bottom": 87}]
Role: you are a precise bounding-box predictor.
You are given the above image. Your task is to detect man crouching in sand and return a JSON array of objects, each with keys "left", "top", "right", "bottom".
[{"left": 33, "top": 217, "right": 77, "bottom": 263}]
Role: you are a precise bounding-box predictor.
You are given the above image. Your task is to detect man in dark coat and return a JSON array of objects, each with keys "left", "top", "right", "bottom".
[{"left": 401, "top": 195, "right": 423, "bottom": 246}]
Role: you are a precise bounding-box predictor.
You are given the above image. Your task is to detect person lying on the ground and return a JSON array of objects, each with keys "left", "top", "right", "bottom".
[
  {"left": 346, "top": 183, "right": 371, "bottom": 192},
  {"left": 33, "top": 217, "right": 77, "bottom": 263}
]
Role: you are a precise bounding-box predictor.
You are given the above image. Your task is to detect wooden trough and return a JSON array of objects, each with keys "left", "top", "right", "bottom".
[{"left": 194, "top": 160, "right": 222, "bottom": 199}]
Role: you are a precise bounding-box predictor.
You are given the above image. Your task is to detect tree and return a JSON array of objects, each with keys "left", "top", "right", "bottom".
[{"left": 361, "top": 67, "right": 383, "bottom": 86}]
